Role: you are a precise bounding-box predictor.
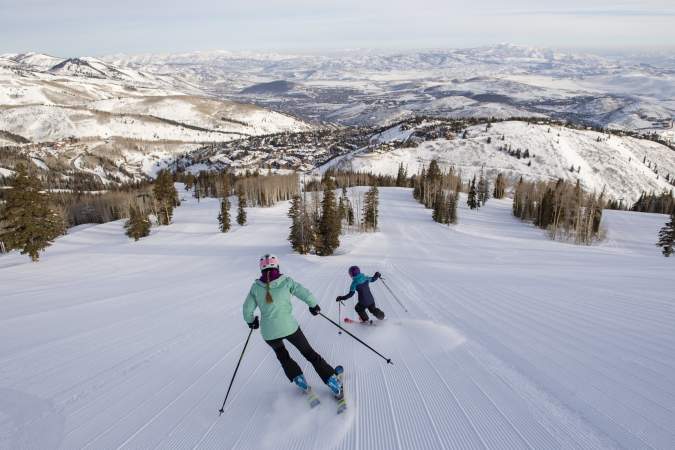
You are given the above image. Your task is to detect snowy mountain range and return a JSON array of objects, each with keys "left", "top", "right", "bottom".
[
  {"left": 105, "top": 45, "right": 675, "bottom": 137},
  {"left": 1, "top": 45, "right": 674, "bottom": 200},
  {"left": 0, "top": 52, "right": 313, "bottom": 182}
]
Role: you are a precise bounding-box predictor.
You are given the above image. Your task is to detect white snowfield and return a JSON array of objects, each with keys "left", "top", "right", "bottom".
[
  {"left": 327, "top": 121, "right": 675, "bottom": 202},
  {"left": 1, "top": 188, "right": 674, "bottom": 449},
  {"left": 0, "top": 54, "right": 311, "bottom": 144}
]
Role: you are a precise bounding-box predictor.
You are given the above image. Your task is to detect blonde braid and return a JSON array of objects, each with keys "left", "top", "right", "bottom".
[{"left": 265, "top": 270, "right": 273, "bottom": 304}]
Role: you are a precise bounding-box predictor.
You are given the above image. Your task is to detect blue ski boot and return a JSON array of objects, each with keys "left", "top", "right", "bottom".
[
  {"left": 294, "top": 374, "right": 320, "bottom": 408},
  {"left": 293, "top": 374, "right": 310, "bottom": 392},
  {"left": 326, "top": 374, "right": 343, "bottom": 398}
]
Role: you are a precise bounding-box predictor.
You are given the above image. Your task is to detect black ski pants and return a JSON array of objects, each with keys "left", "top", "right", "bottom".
[
  {"left": 355, "top": 303, "right": 385, "bottom": 321},
  {"left": 265, "top": 327, "right": 335, "bottom": 383}
]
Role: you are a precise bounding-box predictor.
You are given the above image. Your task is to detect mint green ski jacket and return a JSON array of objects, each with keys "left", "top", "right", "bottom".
[{"left": 243, "top": 275, "right": 318, "bottom": 341}]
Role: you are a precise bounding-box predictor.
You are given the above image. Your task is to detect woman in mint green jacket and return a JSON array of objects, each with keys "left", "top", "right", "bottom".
[{"left": 243, "top": 254, "right": 342, "bottom": 396}]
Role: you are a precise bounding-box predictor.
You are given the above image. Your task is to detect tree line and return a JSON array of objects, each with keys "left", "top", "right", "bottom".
[
  {"left": 0, "top": 165, "right": 180, "bottom": 257},
  {"left": 178, "top": 170, "right": 299, "bottom": 208},
  {"left": 513, "top": 177, "right": 604, "bottom": 244},
  {"left": 289, "top": 180, "right": 379, "bottom": 256},
  {"left": 411, "top": 159, "right": 515, "bottom": 225},
  {"left": 630, "top": 191, "right": 674, "bottom": 215}
]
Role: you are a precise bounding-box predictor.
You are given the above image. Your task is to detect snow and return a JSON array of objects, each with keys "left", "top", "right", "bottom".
[
  {"left": 0, "top": 167, "right": 15, "bottom": 177},
  {"left": 30, "top": 157, "right": 48, "bottom": 171},
  {"left": 370, "top": 124, "right": 414, "bottom": 144},
  {"left": 1, "top": 187, "right": 674, "bottom": 449},
  {"left": 324, "top": 121, "right": 675, "bottom": 202},
  {"left": 108, "top": 45, "right": 675, "bottom": 134},
  {"left": 0, "top": 103, "right": 309, "bottom": 144}
]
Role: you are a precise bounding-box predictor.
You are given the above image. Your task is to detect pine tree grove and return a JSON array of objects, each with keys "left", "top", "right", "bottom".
[
  {"left": 124, "top": 204, "right": 151, "bottom": 241},
  {"left": 413, "top": 160, "right": 462, "bottom": 225},
  {"left": 656, "top": 209, "right": 675, "bottom": 257},
  {"left": 631, "top": 191, "right": 674, "bottom": 214},
  {"left": 236, "top": 189, "right": 247, "bottom": 226},
  {"left": 467, "top": 176, "right": 479, "bottom": 210},
  {"left": 218, "top": 198, "right": 231, "bottom": 232},
  {"left": 477, "top": 169, "right": 490, "bottom": 206},
  {"left": 153, "top": 170, "right": 179, "bottom": 225},
  {"left": 315, "top": 180, "right": 340, "bottom": 256},
  {"left": 362, "top": 185, "right": 379, "bottom": 231},
  {"left": 0, "top": 164, "right": 66, "bottom": 261},
  {"left": 288, "top": 195, "right": 315, "bottom": 254},
  {"left": 396, "top": 163, "right": 408, "bottom": 187}
]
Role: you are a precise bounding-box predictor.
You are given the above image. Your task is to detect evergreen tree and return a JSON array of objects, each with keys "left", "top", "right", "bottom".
[
  {"left": 218, "top": 198, "right": 231, "bottom": 232},
  {"left": 288, "top": 195, "right": 314, "bottom": 254},
  {"left": 396, "top": 163, "right": 408, "bottom": 187},
  {"left": 656, "top": 209, "right": 675, "bottom": 257},
  {"left": 493, "top": 173, "right": 506, "bottom": 199},
  {"left": 316, "top": 180, "right": 340, "bottom": 255},
  {"left": 447, "top": 192, "right": 458, "bottom": 224},
  {"left": 427, "top": 160, "right": 442, "bottom": 182},
  {"left": 125, "top": 205, "right": 151, "bottom": 241},
  {"left": 236, "top": 188, "right": 247, "bottom": 226},
  {"left": 153, "top": 170, "right": 178, "bottom": 225},
  {"left": 467, "top": 176, "right": 478, "bottom": 210},
  {"left": 363, "top": 185, "right": 379, "bottom": 231},
  {"left": 0, "top": 164, "right": 65, "bottom": 261}
]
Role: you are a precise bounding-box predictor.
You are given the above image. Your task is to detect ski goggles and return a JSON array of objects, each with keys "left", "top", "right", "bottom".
[{"left": 259, "top": 254, "right": 280, "bottom": 270}]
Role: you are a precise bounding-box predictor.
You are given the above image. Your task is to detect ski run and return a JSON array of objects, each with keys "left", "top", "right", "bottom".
[{"left": 1, "top": 187, "right": 674, "bottom": 450}]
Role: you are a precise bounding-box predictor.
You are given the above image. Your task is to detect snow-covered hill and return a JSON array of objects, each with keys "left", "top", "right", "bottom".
[
  {"left": 106, "top": 45, "right": 675, "bottom": 134},
  {"left": 0, "top": 52, "right": 311, "bottom": 140},
  {"left": 1, "top": 188, "right": 673, "bottom": 449},
  {"left": 0, "top": 54, "right": 313, "bottom": 182},
  {"left": 324, "top": 121, "right": 675, "bottom": 202}
]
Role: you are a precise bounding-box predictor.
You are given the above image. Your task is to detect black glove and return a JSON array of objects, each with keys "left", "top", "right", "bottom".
[
  {"left": 248, "top": 316, "right": 259, "bottom": 329},
  {"left": 336, "top": 296, "right": 344, "bottom": 302},
  {"left": 309, "top": 305, "right": 321, "bottom": 316},
  {"left": 373, "top": 272, "right": 381, "bottom": 280}
]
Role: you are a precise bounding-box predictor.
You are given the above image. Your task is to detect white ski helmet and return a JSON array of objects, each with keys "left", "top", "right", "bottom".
[{"left": 259, "top": 254, "right": 280, "bottom": 271}]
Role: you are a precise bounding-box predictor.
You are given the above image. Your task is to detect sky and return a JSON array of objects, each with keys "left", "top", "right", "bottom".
[{"left": 1, "top": 0, "right": 674, "bottom": 56}]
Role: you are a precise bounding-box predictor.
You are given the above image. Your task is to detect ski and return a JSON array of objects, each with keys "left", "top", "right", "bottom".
[
  {"left": 343, "top": 317, "right": 374, "bottom": 325},
  {"left": 305, "top": 387, "right": 321, "bottom": 408},
  {"left": 335, "top": 365, "right": 347, "bottom": 414},
  {"left": 294, "top": 374, "right": 320, "bottom": 408}
]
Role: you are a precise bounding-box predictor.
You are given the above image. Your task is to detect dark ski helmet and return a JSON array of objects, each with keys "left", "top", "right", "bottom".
[{"left": 348, "top": 266, "right": 360, "bottom": 277}]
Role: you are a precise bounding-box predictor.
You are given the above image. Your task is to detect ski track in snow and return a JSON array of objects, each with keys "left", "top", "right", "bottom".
[{"left": 1, "top": 187, "right": 674, "bottom": 449}]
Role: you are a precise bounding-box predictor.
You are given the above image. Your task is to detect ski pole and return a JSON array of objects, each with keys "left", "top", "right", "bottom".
[
  {"left": 218, "top": 327, "right": 254, "bottom": 416},
  {"left": 380, "top": 278, "right": 408, "bottom": 313},
  {"left": 318, "top": 312, "right": 393, "bottom": 365},
  {"left": 338, "top": 301, "right": 343, "bottom": 335}
]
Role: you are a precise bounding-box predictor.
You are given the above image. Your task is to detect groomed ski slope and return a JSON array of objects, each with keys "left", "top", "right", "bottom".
[{"left": 1, "top": 188, "right": 674, "bottom": 450}]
